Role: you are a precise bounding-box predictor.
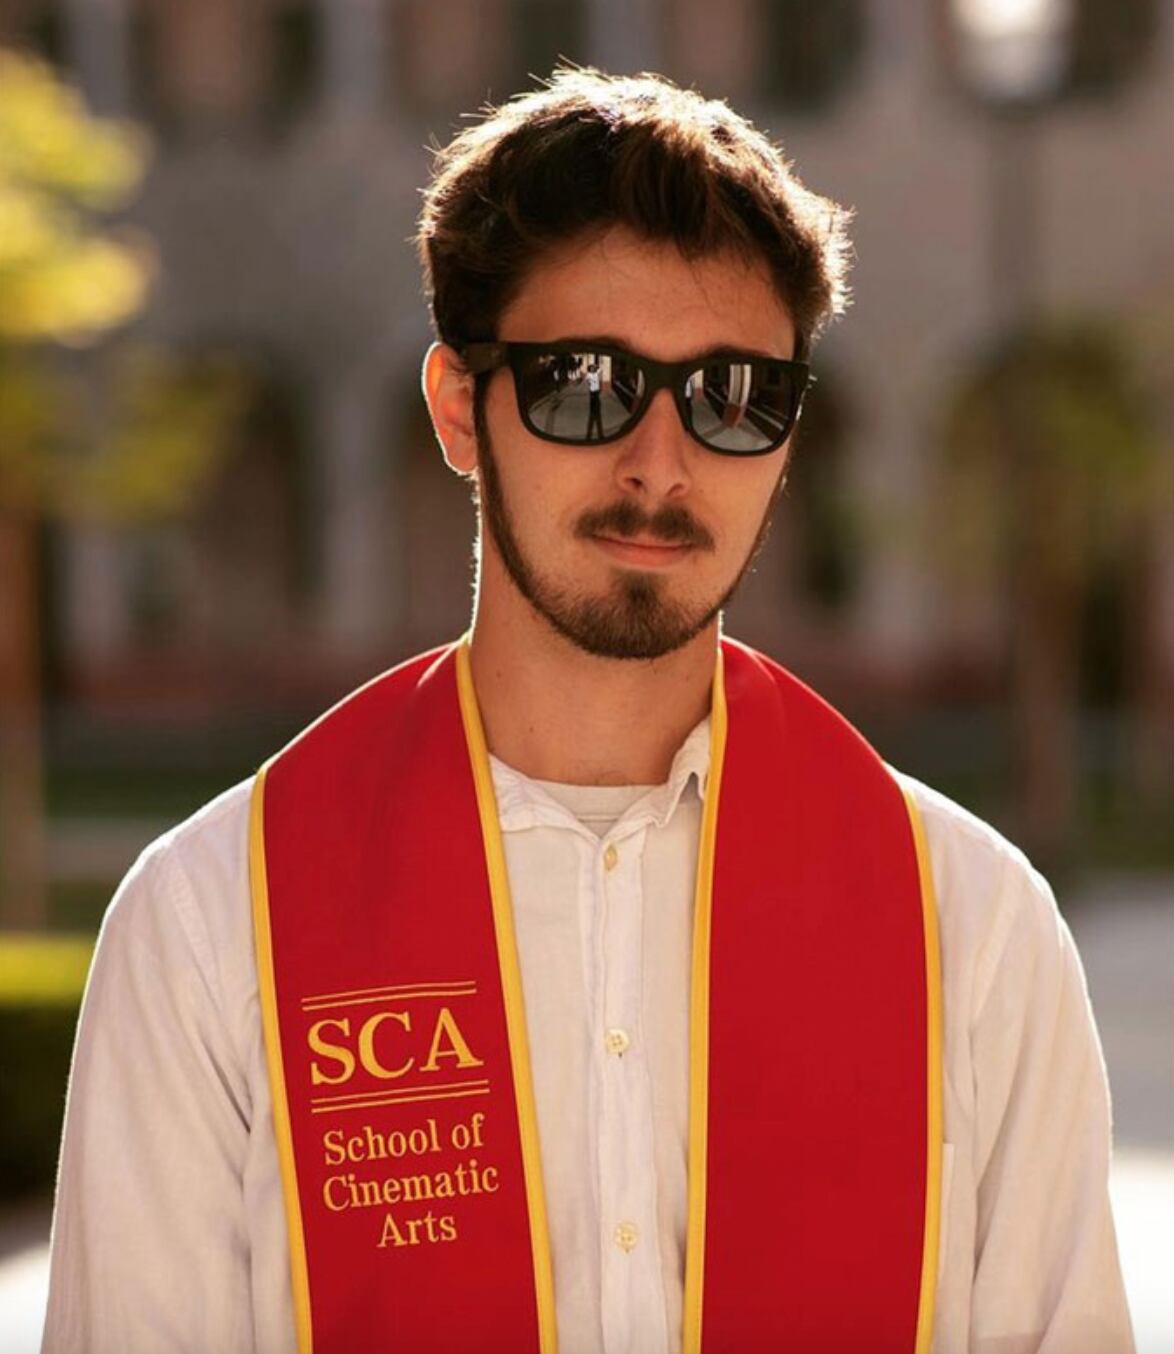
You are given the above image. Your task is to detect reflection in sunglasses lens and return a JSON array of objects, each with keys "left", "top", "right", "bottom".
[
  {"left": 688, "top": 361, "right": 791, "bottom": 453},
  {"left": 522, "top": 351, "right": 648, "bottom": 442}
]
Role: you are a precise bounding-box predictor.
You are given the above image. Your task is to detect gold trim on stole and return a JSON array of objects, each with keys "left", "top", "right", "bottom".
[
  {"left": 249, "top": 766, "right": 315, "bottom": 1354},
  {"left": 682, "top": 647, "right": 729, "bottom": 1354},
  {"left": 455, "top": 640, "right": 559, "bottom": 1354},
  {"left": 901, "top": 785, "right": 944, "bottom": 1354}
]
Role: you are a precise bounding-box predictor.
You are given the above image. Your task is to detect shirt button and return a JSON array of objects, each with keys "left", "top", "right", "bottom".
[
  {"left": 614, "top": 1221, "right": 639, "bottom": 1253},
  {"left": 603, "top": 843, "right": 619, "bottom": 871},
  {"left": 604, "top": 1028, "right": 631, "bottom": 1056}
]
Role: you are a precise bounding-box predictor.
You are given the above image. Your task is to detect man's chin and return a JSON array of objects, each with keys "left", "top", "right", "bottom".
[{"left": 531, "top": 585, "right": 721, "bottom": 662}]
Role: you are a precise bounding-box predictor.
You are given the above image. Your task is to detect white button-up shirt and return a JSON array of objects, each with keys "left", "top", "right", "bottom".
[{"left": 43, "top": 719, "right": 1134, "bottom": 1353}]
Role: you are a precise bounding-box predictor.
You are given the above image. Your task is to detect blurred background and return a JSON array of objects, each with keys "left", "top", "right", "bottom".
[{"left": 0, "top": 0, "right": 1171, "bottom": 1347}]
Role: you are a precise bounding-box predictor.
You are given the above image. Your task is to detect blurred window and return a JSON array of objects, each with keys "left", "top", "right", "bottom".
[
  {"left": 390, "top": 0, "right": 590, "bottom": 120},
  {"left": 269, "top": 0, "right": 321, "bottom": 126},
  {"left": 27, "top": 7, "right": 66, "bottom": 67},
  {"left": 1067, "top": 0, "right": 1160, "bottom": 97},
  {"left": 390, "top": 0, "right": 509, "bottom": 118},
  {"left": 124, "top": 350, "right": 315, "bottom": 655},
  {"left": 132, "top": 0, "right": 264, "bottom": 134},
  {"left": 661, "top": 0, "right": 869, "bottom": 112},
  {"left": 0, "top": 0, "right": 66, "bottom": 66},
  {"left": 757, "top": 0, "right": 866, "bottom": 113},
  {"left": 666, "top": 0, "right": 761, "bottom": 100},
  {"left": 503, "top": 0, "right": 589, "bottom": 97},
  {"left": 779, "top": 370, "right": 859, "bottom": 616},
  {"left": 1080, "top": 554, "right": 1132, "bottom": 709},
  {"left": 130, "top": 0, "right": 322, "bottom": 137}
]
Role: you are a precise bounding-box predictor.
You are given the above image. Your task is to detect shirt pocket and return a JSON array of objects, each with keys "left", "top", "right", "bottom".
[{"left": 938, "top": 1141, "right": 955, "bottom": 1284}]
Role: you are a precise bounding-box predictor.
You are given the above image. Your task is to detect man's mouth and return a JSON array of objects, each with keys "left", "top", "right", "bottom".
[{"left": 590, "top": 534, "right": 696, "bottom": 568}]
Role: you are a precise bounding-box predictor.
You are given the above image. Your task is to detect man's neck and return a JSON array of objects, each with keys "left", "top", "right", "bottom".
[{"left": 467, "top": 605, "right": 717, "bottom": 788}]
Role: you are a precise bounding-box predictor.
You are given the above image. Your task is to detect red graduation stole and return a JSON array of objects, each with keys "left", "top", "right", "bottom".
[{"left": 250, "top": 638, "right": 943, "bottom": 1353}]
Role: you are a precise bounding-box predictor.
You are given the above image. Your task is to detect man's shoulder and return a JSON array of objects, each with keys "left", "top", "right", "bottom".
[
  {"left": 890, "top": 769, "right": 1072, "bottom": 1013},
  {"left": 888, "top": 774, "right": 1072, "bottom": 996},
  {"left": 135, "top": 776, "right": 253, "bottom": 893},
  {"left": 100, "top": 777, "right": 255, "bottom": 978},
  {"left": 894, "top": 769, "right": 1022, "bottom": 871}
]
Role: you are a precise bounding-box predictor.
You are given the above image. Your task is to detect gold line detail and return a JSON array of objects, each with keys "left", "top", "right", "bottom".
[
  {"left": 901, "top": 783, "right": 944, "bottom": 1354},
  {"left": 682, "top": 646, "right": 727, "bottom": 1354},
  {"left": 301, "top": 980, "right": 477, "bottom": 1006},
  {"left": 456, "top": 638, "right": 559, "bottom": 1354},
  {"left": 250, "top": 767, "right": 315, "bottom": 1354},
  {"left": 302, "top": 988, "right": 476, "bottom": 1013},
  {"left": 311, "top": 1078, "right": 489, "bottom": 1106},
  {"left": 310, "top": 1086, "right": 492, "bottom": 1116}
]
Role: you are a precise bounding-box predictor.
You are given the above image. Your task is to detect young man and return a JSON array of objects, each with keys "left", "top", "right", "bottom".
[{"left": 44, "top": 69, "right": 1133, "bottom": 1353}]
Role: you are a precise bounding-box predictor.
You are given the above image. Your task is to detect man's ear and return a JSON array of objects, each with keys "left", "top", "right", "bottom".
[{"left": 421, "top": 341, "right": 478, "bottom": 476}]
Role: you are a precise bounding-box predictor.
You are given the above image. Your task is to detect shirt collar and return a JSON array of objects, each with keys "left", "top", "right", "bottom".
[{"left": 490, "top": 715, "right": 712, "bottom": 837}]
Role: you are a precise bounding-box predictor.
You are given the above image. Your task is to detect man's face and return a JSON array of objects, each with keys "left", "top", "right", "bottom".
[{"left": 475, "top": 226, "right": 798, "bottom": 661}]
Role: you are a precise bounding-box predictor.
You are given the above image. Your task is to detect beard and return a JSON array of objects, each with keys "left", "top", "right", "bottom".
[{"left": 473, "top": 398, "right": 787, "bottom": 661}]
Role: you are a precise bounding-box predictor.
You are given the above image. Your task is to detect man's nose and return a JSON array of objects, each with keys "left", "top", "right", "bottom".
[{"left": 612, "top": 390, "right": 693, "bottom": 501}]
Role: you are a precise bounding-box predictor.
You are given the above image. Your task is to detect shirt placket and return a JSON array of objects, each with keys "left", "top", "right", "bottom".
[{"left": 595, "top": 822, "right": 669, "bottom": 1354}]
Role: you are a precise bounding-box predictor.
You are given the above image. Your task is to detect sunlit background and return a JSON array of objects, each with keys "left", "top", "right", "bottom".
[{"left": 0, "top": 0, "right": 1171, "bottom": 1347}]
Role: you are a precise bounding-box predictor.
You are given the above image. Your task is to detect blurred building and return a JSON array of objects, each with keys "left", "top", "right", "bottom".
[{"left": 4, "top": 0, "right": 1172, "bottom": 718}]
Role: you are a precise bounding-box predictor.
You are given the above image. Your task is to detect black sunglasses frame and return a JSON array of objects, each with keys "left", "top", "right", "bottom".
[{"left": 461, "top": 340, "right": 811, "bottom": 457}]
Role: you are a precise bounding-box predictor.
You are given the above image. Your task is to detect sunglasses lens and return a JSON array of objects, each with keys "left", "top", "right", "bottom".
[
  {"left": 510, "top": 348, "right": 805, "bottom": 454},
  {"left": 686, "top": 359, "right": 800, "bottom": 454},
  {"left": 518, "top": 350, "right": 645, "bottom": 443}
]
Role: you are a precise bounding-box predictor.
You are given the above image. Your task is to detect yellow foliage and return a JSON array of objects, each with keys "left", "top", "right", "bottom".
[
  {"left": 0, "top": 933, "right": 94, "bottom": 1006},
  {"left": 0, "top": 50, "right": 240, "bottom": 522},
  {"left": 0, "top": 345, "right": 250, "bottom": 521},
  {"left": 0, "top": 228, "right": 153, "bottom": 341},
  {"left": 62, "top": 349, "right": 251, "bottom": 522},
  {"left": 0, "top": 48, "right": 151, "bottom": 344},
  {"left": 0, "top": 50, "right": 147, "bottom": 208}
]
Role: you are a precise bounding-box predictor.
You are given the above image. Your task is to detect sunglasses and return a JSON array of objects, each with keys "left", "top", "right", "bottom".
[{"left": 462, "top": 340, "right": 811, "bottom": 457}]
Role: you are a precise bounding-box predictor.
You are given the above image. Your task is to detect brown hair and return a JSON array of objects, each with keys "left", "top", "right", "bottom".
[{"left": 416, "top": 66, "right": 853, "bottom": 360}]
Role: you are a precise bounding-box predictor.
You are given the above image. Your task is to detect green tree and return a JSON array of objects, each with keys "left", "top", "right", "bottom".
[
  {"left": 0, "top": 51, "right": 241, "bottom": 928},
  {"left": 940, "top": 316, "right": 1171, "bottom": 869}
]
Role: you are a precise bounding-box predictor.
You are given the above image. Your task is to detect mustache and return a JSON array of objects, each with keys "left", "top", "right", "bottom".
[{"left": 575, "top": 500, "right": 715, "bottom": 550}]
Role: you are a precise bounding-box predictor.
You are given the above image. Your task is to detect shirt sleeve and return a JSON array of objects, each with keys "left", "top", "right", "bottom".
[
  {"left": 967, "top": 854, "right": 1135, "bottom": 1354},
  {"left": 42, "top": 838, "right": 256, "bottom": 1354}
]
